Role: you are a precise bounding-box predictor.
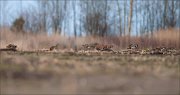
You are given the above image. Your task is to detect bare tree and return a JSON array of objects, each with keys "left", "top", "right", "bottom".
[
  {"left": 80, "top": 0, "right": 110, "bottom": 37},
  {"left": 79, "top": 1, "right": 83, "bottom": 36},
  {"left": 63, "top": 0, "right": 67, "bottom": 36},
  {"left": 72, "top": 1, "right": 77, "bottom": 37},
  {"left": 117, "top": 1, "right": 123, "bottom": 36},
  {"left": 37, "top": 0, "right": 49, "bottom": 33},
  {"left": 0, "top": 0, "right": 2, "bottom": 26},
  {"left": 127, "top": 0, "right": 134, "bottom": 44},
  {"left": 21, "top": 7, "right": 42, "bottom": 33},
  {"left": 48, "top": 0, "right": 67, "bottom": 34},
  {"left": 123, "top": 0, "right": 127, "bottom": 36},
  {"left": 135, "top": 1, "right": 138, "bottom": 37},
  {"left": 2, "top": 0, "right": 180, "bottom": 38}
]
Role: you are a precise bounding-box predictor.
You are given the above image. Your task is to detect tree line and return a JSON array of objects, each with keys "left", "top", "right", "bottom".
[{"left": 0, "top": 0, "right": 179, "bottom": 37}]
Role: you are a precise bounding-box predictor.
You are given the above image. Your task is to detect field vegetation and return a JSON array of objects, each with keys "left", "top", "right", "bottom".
[
  {"left": 0, "top": 0, "right": 180, "bottom": 94},
  {"left": 0, "top": 50, "right": 179, "bottom": 94},
  {"left": 0, "top": 28, "right": 180, "bottom": 94}
]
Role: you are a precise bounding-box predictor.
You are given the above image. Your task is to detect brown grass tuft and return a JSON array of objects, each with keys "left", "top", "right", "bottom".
[{"left": 153, "top": 28, "right": 180, "bottom": 48}]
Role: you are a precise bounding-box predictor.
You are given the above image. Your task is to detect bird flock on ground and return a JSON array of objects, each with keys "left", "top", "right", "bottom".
[{"left": 0, "top": 43, "right": 179, "bottom": 55}]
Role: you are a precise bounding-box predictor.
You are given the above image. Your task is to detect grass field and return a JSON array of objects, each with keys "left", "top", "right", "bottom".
[{"left": 0, "top": 51, "right": 179, "bottom": 94}]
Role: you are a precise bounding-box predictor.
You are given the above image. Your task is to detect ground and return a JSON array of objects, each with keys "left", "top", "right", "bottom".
[{"left": 0, "top": 51, "right": 179, "bottom": 94}]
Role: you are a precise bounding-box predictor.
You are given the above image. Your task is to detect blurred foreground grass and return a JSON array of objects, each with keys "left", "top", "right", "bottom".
[{"left": 0, "top": 51, "right": 179, "bottom": 94}]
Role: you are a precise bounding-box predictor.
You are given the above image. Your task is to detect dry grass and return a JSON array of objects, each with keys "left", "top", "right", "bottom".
[
  {"left": 0, "top": 28, "right": 66, "bottom": 50},
  {"left": 0, "top": 28, "right": 179, "bottom": 50},
  {"left": 153, "top": 28, "right": 180, "bottom": 48},
  {"left": 102, "top": 28, "right": 180, "bottom": 49},
  {"left": 0, "top": 28, "right": 104, "bottom": 50},
  {"left": 0, "top": 51, "right": 179, "bottom": 94},
  {"left": 1, "top": 27, "right": 179, "bottom": 95},
  {"left": 1, "top": 51, "right": 179, "bottom": 77}
]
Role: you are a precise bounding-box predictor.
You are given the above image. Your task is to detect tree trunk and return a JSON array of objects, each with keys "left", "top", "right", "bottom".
[
  {"left": 164, "top": 0, "right": 168, "bottom": 29},
  {"left": 123, "top": 0, "right": 127, "bottom": 36},
  {"left": 127, "top": 0, "right": 133, "bottom": 44},
  {"left": 135, "top": 1, "right": 138, "bottom": 37},
  {"left": 73, "top": 1, "right": 77, "bottom": 37},
  {"left": 117, "top": 0, "right": 122, "bottom": 36}
]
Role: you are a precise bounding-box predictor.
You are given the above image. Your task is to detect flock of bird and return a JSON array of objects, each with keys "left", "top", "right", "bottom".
[{"left": 0, "top": 43, "right": 179, "bottom": 55}]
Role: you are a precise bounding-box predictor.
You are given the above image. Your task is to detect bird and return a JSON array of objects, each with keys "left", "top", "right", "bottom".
[
  {"left": 95, "top": 44, "right": 113, "bottom": 51},
  {"left": 81, "top": 43, "right": 113, "bottom": 52},
  {"left": 6, "top": 44, "right": 17, "bottom": 49},
  {"left": 127, "top": 44, "right": 138, "bottom": 49},
  {"left": 82, "top": 42, "right": 99, "bottom": 50},
  {"left": 5, "top": 44, "right": 17, "bottom": 51},
  {"left": 49, "top": 44, "right": 59, "bottom": 51}
]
